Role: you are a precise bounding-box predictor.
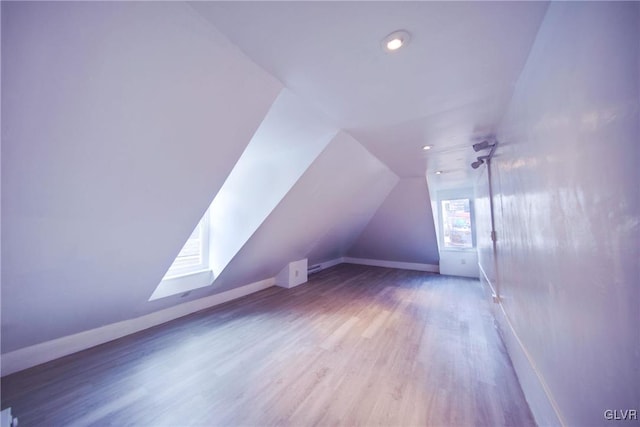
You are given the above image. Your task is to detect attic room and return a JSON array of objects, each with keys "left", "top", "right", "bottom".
[{"left": 1, "top": 1, "right": 638, "bottom": 426}]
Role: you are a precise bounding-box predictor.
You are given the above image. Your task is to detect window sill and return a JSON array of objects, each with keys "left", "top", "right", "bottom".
[
  {"left": 162, "top": 268, "right": 211, "bottom": 281},
  {"left": 149, "top": 269, "right": 214, "bottom": 301}
]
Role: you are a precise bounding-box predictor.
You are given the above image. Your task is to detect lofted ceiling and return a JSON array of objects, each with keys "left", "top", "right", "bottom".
[
  {"left": 1, "top": 0, "right": 553, "bottom": 361},
  {"left": 191, "top": 1, "right": 549, "bottom": 184}
]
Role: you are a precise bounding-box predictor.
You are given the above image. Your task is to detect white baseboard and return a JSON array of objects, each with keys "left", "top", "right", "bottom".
[
  {"left": 0, "top": 277, "right": 275, "bottom": 377},
  {"left": 342, "top": 257, "right": 439, "bottom": 273},
  {"left": 1, "top": 260, "right": 438, "bottom": 376},
  {"left": 479, "top": 263, "right": 565, "bottom": 427}
]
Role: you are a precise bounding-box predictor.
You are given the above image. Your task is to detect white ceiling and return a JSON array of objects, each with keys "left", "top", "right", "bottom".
[{"left": 191, "top": 1, "right": 549, "bottom": 183}]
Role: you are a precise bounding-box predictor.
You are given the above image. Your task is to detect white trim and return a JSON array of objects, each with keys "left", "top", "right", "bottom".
[
  {"left": 478, "top": 262, "right": 565, "bottom": 427},
  {"left": 342, "top": 257, "right": 439, "bottom": 273},
  {"left": 478, "top": 262, "right": 498, "bottom": 297},
  {"left": 163, "top": 208, "right": 211, "bottom": 280},
  {"left": 1, "top": 260, "right": 442, "bottom": 376},
  {"left": 1, "top": 277, "right": 275, "bottom": 377},
  {"left": 149, "top": 269, "right": 213, "bottom": 301}
]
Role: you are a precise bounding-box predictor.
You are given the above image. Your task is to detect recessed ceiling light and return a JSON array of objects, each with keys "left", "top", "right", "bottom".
[
  {"left": 382, "top": 30, "right": 411, "bottom": 53},
  {"left": 435, "top": 170, "right": 443, "bottom": 175},
  {"left": 387, "top": 38, "right": 403, "bottom": 51},
  {"left": 422, "top": 145, "right": 432, "bottom": 151}
]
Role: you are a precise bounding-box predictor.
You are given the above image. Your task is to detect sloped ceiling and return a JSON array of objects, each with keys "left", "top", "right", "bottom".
[
  {"left": 1, "top": 2, "right": 281, "bottom": 352},
  {"left": 2, "top": 1, "right": 551, "bottom": 354},
  {"left": 211, "top": 132, "right": 398, "bottom": 292},
  {"left": 348, "top": 178, "right": 439, "bottom": 265},
  {"left": 190, "top": 1, "right": 549, "bottom": 182},
  {"left": 208, "top": 89, "right": 337, "bottom": 277}
]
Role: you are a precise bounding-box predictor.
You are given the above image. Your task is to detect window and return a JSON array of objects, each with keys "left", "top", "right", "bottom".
[
  {"left": 150, "top": 209, "right": 213, "bottom": 301},
  {"left": 162, "top": 210, "right": 210, "bottom": 279},
  {"left": 441, "top": 198, "right": 474, "bottom": 249}
]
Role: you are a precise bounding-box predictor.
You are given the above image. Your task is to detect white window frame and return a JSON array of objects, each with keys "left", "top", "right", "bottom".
[
  {"left": 437, "top": 193, "right": 477, "bottom": 252},
  {"left": 162, "top": 210, "right": 210, "bottom": 280},
  {"left": 149, "top": 209, "right": 213, "bottom": 301}
]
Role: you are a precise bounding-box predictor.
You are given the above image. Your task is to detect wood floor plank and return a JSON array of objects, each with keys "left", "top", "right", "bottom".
[
  {"left": 1, "top": 264, "right": 536, "bottom": 426},
  {"left": 320, "top": 316, "right": 360, "bottom": 351}
]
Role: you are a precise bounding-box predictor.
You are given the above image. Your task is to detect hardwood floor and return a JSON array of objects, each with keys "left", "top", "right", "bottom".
[{"left": 1, "top": 264, "right": 535, "bottom": 426}]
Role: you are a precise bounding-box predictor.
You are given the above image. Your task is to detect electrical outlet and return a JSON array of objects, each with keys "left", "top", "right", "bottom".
[
  {"left": 461, "top": 258, "right": 466, "bottom": 265},
  {"left": 295, "top": 270, "right": 299, "bottom": 277}
]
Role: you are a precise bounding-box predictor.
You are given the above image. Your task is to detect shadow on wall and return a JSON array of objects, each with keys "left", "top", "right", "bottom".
[{"left": 347, "top": 177, "right": 439, "bottom": 266}]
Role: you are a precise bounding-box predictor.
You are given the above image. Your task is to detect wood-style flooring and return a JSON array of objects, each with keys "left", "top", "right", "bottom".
[{"left": 1, "top": 264, "right": 535, "bottom": 426}]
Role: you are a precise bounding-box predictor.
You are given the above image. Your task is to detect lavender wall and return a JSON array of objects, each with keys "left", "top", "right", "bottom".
[
  {"left": 0, "top": 1, "right": 411, "bottom": 359},
  {"left": 347, "top": 177, "right": 439, "bottom": 265},
  {"left": 477, "top": 2, "right": 639, "bottom": 425},
  {"left": 211, "top": 132, "right": 398, "bottom": 292},
  {"left": 1, "top": 2, "right": 281, "bottom": 352},
  {"left": 208, "top": 89, "right": 337, "bottom": 278}
]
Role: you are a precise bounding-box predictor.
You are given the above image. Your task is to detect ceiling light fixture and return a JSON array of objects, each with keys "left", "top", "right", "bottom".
[
  {"left": 435, "top": 170, "right": 443, "bottom": 175},
  {"left": 382, "top": 30, "right": 411, "bottom": 53},
  {"left": 422, "top": 145, "right": 432, "bottom": 151}
]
